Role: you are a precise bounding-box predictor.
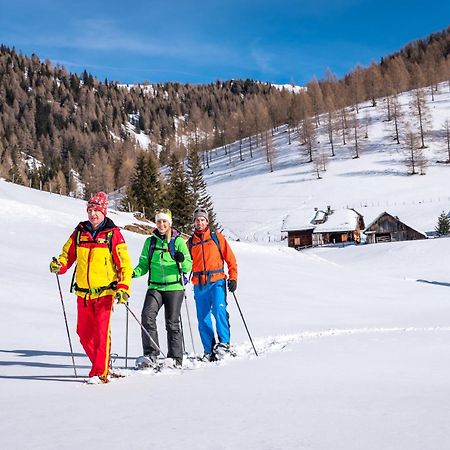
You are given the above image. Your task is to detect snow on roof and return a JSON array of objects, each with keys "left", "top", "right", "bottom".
[
  {"left": 282, "top": 208, "right": 361, "bottom": 233},
  {"left": 281, "top": 209, "right": 317, "bottom": 232},
  {"left": 313, "top": 209, "right": 361, "bottom": 233}
]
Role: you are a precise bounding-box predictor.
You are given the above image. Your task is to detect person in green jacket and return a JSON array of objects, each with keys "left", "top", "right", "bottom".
[{"left": 133, "top": 209, "right": 192, "bottom": 368}]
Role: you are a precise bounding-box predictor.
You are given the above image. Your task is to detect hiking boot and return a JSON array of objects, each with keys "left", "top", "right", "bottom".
[
  {"left": 86, "top": 375, "right": 109, "bottom": 385},
  {"left": 200, "top": 352, "right": 216, "bottom": 362},
  {"left": 135, "top": 354, "right": 157, "bottom": 369},
  {"left": 174, "top": 358, "right": 183, "bottom": 368},
  {"left": 214, "top": 343, "right": 234, "bottom": 360},
  {"left": 214, "top": 343, "right": 230, "bottom": 354}
]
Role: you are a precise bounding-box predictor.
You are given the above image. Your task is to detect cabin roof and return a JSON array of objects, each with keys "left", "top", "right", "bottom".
[
  {"left": 363, "top": 211, "right": 427, "bottom": 237},
  {"left": 282, "top": 208, "right": 362, "bottom": 233}
]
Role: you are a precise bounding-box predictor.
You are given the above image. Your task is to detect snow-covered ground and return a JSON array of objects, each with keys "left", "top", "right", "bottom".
[
  {"left": 1, "top": 171, "right": 450, "bottom": 449},
  {"left": 2, "top": 83, "right": 450, "bottom": 450}
]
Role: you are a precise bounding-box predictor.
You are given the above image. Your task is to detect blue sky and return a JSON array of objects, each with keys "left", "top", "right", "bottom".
[{"left": 1, "top": 0, "right": 449, "bottom": 85}]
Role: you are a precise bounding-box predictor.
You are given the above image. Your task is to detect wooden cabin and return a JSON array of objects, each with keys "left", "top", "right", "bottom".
[
  {"left": 364, "top": 212, "right": 427, "bottom": 244},
  {"left": 285, "top": 227, "right": 315, "bottom": 249},
  {"left": 313, "top": 208, "right": 365, "bottom": 246},
  {"left": 282, "top": 207, "right": 364, "bottom": 249}
]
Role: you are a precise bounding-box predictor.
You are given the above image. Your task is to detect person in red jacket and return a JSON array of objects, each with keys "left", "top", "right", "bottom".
[
  {"left": 188, "top": 207, "right": 238, "bottom": 361},
  {"left": 49, "top": 192, "right": 133, "bottom": 384}
]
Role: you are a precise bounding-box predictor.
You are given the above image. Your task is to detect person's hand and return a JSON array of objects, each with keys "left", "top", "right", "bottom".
[
  {"left": 115, "top": 290, "right": 130, "bottom": 305},
  {"left": 173, "top": 251, "right": 185, "bottom": 263},
  {"left": 50, "top": 259, "right": 62, "bottom": 274},
  {"left": 227, "top": 280, "right": 237, "bottom": 293}
]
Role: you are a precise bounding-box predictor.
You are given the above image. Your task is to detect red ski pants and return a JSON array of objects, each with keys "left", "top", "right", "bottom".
[{"left": 76, "top": 295, "right": 114, "bottom": 377}]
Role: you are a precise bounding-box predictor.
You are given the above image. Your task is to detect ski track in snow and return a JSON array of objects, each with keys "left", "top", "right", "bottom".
[{"left": 108, "top": 326, "right": 450, "bottom": 382}]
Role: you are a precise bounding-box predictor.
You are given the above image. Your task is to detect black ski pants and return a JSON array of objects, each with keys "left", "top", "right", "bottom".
[{"left": 141, "top": 289, "right": 184, "bottom": 362}]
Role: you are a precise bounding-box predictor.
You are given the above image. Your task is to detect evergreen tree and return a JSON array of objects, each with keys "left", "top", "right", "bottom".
[
  {"left": 435, "top": 211, "right": 450, "bottom": 235},
  {"left": 123, "top": 152, "right": 163, "bottom": 218},
  {"left": 165, "top": 153, "right": 193, "bottom": 233},
  {"left": 187, "top": 149, "right": 217, "bottom": 228}
]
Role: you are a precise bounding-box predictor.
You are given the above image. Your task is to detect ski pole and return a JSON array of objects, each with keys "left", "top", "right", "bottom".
[
  {"left": 123, "top": 303, "right": 166, "bottom": 358},
  {"left": 52, "top": 257, "right": 78, "bottom": 377},
  {"left": 232, "top": 292, "right": 258, "bottom": 357},
  {"left": 178, "top": 264, "right": 196, "bottom": 354},
  {"left": 125, "top": 306, "right": 129, "bottom": 368}
]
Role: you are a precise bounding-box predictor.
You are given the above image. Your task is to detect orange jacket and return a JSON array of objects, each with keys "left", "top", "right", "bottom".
[
  {"left": 57, "top": 218, "right": 132, "bottom": 299},
  {"left": 189, "top": 228, "right": 237, "bottom": 286}
]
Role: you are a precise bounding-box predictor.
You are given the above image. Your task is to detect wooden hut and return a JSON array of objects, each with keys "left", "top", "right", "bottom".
[
  {"left": 282, "top": 207, "right": 364, "bottom": 249},
  {"left": 364, "top": 212, "right": 427, "bottom": 244},
  {"left": 313, "top": 208, "right": 365, "bottom": 246}
]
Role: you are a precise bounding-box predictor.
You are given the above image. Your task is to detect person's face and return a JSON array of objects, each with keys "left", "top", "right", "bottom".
[
  {"left": 194, "top": 216, "right": 208, "bottom": 232},
  {"left": 156, "top": 219, "right": 170, "bottom": 234},
  {"left": 87, "top": 207, "right": 105, "bottom": 229}
]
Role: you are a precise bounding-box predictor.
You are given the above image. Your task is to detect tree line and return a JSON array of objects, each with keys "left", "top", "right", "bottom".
[{"left": 1, "top": 25, "right": 450, "bottom": 198}]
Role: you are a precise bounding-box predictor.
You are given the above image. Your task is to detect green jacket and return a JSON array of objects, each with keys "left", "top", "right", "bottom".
[{"left": 133, "top": 230, "right": 192, "bottom": 291}]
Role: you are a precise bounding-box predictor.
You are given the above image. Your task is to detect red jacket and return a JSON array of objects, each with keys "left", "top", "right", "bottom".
[{"left": 189, "top": 228, "right": 237, "bottom": 286}]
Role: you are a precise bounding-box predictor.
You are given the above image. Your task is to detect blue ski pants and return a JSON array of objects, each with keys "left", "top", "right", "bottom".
[{"left": 194, "top": 279, "right": 230, "bottom": 353}]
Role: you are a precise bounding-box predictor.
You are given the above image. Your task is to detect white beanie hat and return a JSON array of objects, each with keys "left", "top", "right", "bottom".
[{"left": 155, "top": 209, "right": 172, "bottom": 226}]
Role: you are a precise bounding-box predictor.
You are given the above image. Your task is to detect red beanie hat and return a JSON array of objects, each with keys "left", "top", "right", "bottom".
[{"left": 87, "top": 192, "right": 108, "bottom": 216}]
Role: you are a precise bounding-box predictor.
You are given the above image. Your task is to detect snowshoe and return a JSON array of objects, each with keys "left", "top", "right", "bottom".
[
  {"left": 213, "top": 343, "right": 236, "bottom": 360},
  {"left": 108, "top": 369, "right": 126, "bottom": 379},
  {"left": 135, "top": 355, "right": 159, "bottom": 370},
  {"left": 163, "top": 357, "right": 183, "bottom": 369},
  {"left": 198, "top": 352, "right": 216, "bottom": 362},
  {"left": 86, "top": 375, "right": 109, "bottom": 385}
]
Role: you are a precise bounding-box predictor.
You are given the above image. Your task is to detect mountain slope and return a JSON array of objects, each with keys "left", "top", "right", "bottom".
[
  {"left": 206, "top": 83, "right": 450, "bottom": 241},
  {"left": 1, "top": 179, "right": 450, "bottom": 449}
]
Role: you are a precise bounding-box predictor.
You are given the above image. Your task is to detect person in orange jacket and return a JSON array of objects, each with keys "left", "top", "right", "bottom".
[
  {"left": 49, "top": 192, "right": 133, "bottom": 384},
  {"left": 188, "top": 207, "right": 238, "bottom": 361}
]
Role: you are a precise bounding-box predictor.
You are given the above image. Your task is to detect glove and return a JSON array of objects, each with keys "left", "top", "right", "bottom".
[
  {"left": 115, "top": 290, "right": 130, "bottom": 305},
  {"left": 173, "top": 251, "right": 185, "bottom": 263},
  {"left": 50, "top": 259, "right": 62, "bottom": 274},
  {"left": 227, "top": 280, "right": 237, "bottom": 293}
]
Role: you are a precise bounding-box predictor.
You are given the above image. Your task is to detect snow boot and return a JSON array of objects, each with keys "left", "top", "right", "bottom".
[
  {"left": 86, "top": 375, "right": 109, "bottom": 385},
  {"left": 135, "top": 355, "right": 158, "bottom": 370},
  {"left": 213, "top": 343, "right": 234, "bottom": 360},
  {"left": 199, "top": 352, "right": 216, "bottom": 362}
]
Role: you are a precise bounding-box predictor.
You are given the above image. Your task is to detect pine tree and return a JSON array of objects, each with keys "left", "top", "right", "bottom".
[
  {"left": 435, "top": 211, "right": 450, "bottom": 235},
  {"left": 165, "top": 153, "right": 193, "bottom": 232},
  {"left": 187, "top": 149, "right": 217, "bottom": 228},
  {"left": 123, "top": 152, "right": 163, "bottom": 218}
]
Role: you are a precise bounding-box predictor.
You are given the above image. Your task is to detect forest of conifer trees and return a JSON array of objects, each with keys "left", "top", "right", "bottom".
[{"left": 0, "top": 26, "right": 449, "bottom": 221}]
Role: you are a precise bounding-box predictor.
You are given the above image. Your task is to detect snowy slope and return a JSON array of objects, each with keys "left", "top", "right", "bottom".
[
  {"left": 205, "top": 84, "right": 450, "bottom": 242},
  {"left": 1, "top": 177, "right": 450, "bottom": 449},
  {"left": 2, "top": 82, "right": 450, "bottom": 450}
]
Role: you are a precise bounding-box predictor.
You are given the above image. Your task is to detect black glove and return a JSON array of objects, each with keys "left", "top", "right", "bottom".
[
  {"left": 173, "top": 251, "right": 185, "bottom": 263},
  {"left": 115, "top": 290, "right": 130, "bottom": 305},
  {"left": 227, "top": 280, "right": 237, "bottom": 293}
]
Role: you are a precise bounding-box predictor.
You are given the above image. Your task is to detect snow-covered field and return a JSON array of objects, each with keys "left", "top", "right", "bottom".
[
  {"left": 206, "top": 84, "right": 450, "bottom": 243},
  {"left": 2, "top": 84, "right": 450, "bottom": 449}
]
